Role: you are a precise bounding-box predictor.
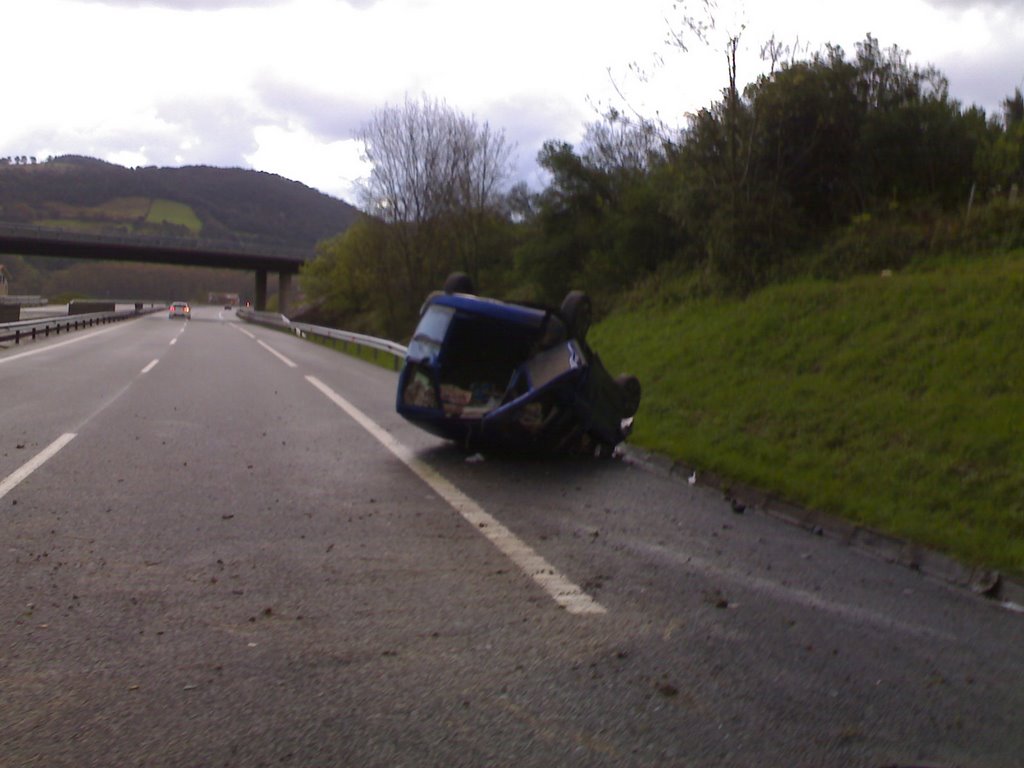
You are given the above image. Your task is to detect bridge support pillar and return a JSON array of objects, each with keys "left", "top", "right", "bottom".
[
  {"left": 255, "top": 270, "right": 267, "bottom": 311},
  {"left": 278, "top": 271, "right": 292, "bottom": 317}
]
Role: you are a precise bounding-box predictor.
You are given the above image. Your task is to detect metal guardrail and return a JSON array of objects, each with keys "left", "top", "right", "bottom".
[
  {"left": 237, "top": 308, "right": 408, "bottom": 369},
  {"left": 0, "top": 307, "right": 158, "bottom": 345}
]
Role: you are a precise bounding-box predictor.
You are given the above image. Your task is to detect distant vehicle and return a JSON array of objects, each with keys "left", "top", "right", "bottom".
[
  {"left": 208, "top": 291, "right": 239, "bottom": 307},
  {"left": 169, "top": 301, "right": 191, "bottom": 319},
  {"left": 396, "top": 273, "right": 640, "bottom": 456}
]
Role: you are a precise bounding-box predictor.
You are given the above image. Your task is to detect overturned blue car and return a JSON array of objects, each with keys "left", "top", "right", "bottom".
[{"left": 396, "top": 274, "right": 640, "bottom": 456}]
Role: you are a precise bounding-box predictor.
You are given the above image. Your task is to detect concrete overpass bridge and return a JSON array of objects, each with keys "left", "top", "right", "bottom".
[{"left": 0, "top": 223, "right": 312, "bottom": 312}]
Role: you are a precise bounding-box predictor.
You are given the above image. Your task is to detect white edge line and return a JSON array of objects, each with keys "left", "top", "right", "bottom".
[
  {"left": 231, "top": 325, "right": 256, "bottom": 340},
  {"left": 0, "top": 433, "right": 77, "bottom": 501},
  {"left": 258, "top": 339, "right": 297, "bottom": 368},
  {"left": 141, "top": 359, "right": 159, "bottom": 374},
  {"left": 169, "top": 338, "right": 177, "bottom": 346},
  {"left": 0, "top": 323, "right": 127, "bottom": 366},
  {"left": 305, "top": 375, "right": 606, "bottom": 616}
]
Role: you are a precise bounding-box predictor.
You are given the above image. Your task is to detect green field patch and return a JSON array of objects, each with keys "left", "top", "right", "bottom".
[
  {"left": 591, "top": 254, "right": 1024, "bottom": 577},
  {"left": 44, "top": 196, "right": 151, "bottom": 222},
  {"left": 96, "top": 196, "right": 152, "bottom": 219},
  {"left": 34, "top": 218, "right": 121, "bottom": 234},
  {"left": 304, "top": 331, "right": 402, "bottom": 372},
  {"left": 146, "top": 199, "right": 201, "bottom": 233}
]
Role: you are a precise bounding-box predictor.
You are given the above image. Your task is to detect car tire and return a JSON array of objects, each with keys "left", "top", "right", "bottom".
[
  {"left": 616, "top": 374, "right": 641, "bottom": 417},
  {"left": 560, "top": 290, "right": 592, "bottom": 341},
  {"left": 444, "top": 272, "right": 474, "bottom": 294}
]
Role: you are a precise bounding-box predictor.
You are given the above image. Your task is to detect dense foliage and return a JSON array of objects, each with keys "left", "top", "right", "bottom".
[
  {"left": 302, "top": 35, "right": 1024, "bottom": 338},
  {"left": 520, "top": 35, "right": 1022, "bottom": 300}
]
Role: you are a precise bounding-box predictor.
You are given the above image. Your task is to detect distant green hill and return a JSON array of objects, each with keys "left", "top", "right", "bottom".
[
  {"left": 0, "top": 155, "right": 362, "bottom": 301},
  {"left": 591, "top": 254, "right": 1024, "bottom": 578},
  {"left": 0, "top": 155, "right": 361, "bottom": 247}
]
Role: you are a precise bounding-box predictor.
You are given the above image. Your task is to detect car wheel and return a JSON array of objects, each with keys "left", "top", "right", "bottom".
[
  {"left": 616, "top": 374, "right": 641, "bottom": 417},
  {"left": 560, "top": 290, "right": 592, "bottom": 341},
  {"left": 443, "top": 272, "right": 474, "bottom": 294}
]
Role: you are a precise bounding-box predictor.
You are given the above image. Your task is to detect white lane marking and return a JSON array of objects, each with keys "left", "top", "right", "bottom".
[
  {"left": 631, "top": 540, "right": 958, "bottom": 643},
  {"left": 232, "top": 325, "right": 256, "bottom": 340},
  {"left": 258, "top": 340, "right": 297, "bottom": 368},
  {"left": 141, "top": 359, "right": 159, "bottom": 374},
  {"left": 306, "top": 375, "right": 606, "bottom": 616},
  {"left": 0, "top": 323, "right": 127, "bottom": 366},
  {"left": 0, "top": 433, "right": 77, "bottom": 502},
  {"left": 169, "top": 338, "right": 178, "bottom": 346}
]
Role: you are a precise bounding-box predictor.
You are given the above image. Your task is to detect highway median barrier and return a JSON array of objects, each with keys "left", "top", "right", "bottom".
[{"left": 68, "top": 300, "right": 116, "bottom": 315}]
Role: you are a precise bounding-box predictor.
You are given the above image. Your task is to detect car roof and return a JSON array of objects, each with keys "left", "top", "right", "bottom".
[{"left": 424, "top": 292, "right": 548, "bottom": 330}]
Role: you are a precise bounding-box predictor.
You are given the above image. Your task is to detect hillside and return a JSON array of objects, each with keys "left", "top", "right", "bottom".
[
  {"left": 0, "top": 155, "right": 361, "bottom": 247},
  {"left": 0, "top": 155, "right": 363, "bottom": 301},
  {"left": 590, "top": 255, "right": 1024, "bottom": 578}
]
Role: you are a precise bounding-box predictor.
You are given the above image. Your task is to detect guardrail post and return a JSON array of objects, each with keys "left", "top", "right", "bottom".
[{"left": 15, "top": 329, "right": 20, "bottom": 345}]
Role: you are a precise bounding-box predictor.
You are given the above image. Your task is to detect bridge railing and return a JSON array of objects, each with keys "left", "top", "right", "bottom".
[
  {"left": 0, "top": 221, "right": 310, "bottom": 261},
  {"left": 237, "top": 308, "right": 408, "bottom": 369}
]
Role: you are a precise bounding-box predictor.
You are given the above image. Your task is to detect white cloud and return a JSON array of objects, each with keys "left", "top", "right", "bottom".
[
  {"left": 1, "top": 0, "right": 1022, "bottom": 204},
  {"left": 245, "top": 123, "right": 369, "bottom": 201}
]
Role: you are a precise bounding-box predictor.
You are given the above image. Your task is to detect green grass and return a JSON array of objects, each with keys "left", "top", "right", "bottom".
[
  {"left": 35, "top": 219, "right": 114, "bottom": 233},
  {"left": 35, "top": 197, "right": 202, "bottom": 235},
  {"left": 304, "top": 331, "right": 403, "bottom": 372},
  {"left": 590, "top": 254, "right": 1024, "bottom": 577},
  {"left": 146, "top": 199, "right": 202, "bottom": 233},
  {"left": 96, "top": 196, "right": 152, "bottom": 218}
]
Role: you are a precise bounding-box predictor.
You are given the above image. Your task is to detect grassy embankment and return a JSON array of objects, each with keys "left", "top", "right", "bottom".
[
  {"left": 305, "top": 332, "right": 403, "bottom": 371},
  {"left": 145, "top": 199, "right": 202, "bottom": 233},
  {"left": 589, "top": 253, "right": 1024, "bottom": 577},
  {"left": 36, "top": 197, "right": 202, "bottom": 234}
]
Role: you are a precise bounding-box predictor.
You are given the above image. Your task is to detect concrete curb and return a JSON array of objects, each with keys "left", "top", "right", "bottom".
[{"left": 618, "top": 444, "right": 1024, "bottom": 614}]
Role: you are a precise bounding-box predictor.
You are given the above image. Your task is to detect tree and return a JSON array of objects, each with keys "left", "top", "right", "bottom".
[
  {"left": 300, "top": 217, "right": 398, "bottom": 332},
  {"left": 978, "top": 88, "right": 1024, "bottom": 193},
  {"left": 356, "top": 94, "right": 515, "bottom": 321},
  {"left": 513, "top": 114, "right": 681, "bottom": 306}
]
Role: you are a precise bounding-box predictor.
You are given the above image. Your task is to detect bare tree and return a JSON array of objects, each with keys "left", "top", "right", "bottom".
[
  {"left": 583, "top": 108, "right": 664, "bottom": 175},
  {"left": 357, "top": 95, "right": 514, "bottom": 305}
]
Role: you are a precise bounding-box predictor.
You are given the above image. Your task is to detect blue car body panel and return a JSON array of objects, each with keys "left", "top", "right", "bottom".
[{"left": 396, "top": 291, "right": 634, "bottom": 453}]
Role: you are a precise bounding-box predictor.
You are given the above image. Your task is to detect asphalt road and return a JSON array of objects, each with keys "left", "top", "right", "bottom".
[{"left": 1, "top": 305, "right": 1022, "bottom": 767}]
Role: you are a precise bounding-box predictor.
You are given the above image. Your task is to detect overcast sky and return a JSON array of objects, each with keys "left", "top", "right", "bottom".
[{"left": 1, "top": 0, "right": 1021, "bottom": 206}]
